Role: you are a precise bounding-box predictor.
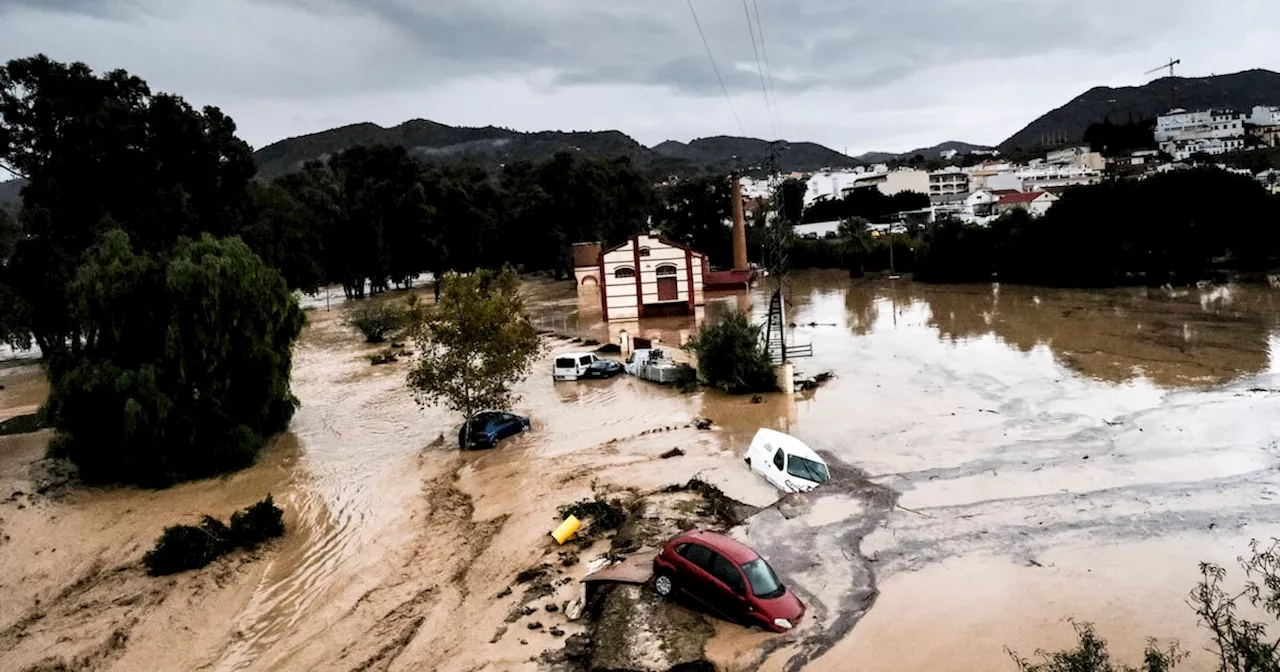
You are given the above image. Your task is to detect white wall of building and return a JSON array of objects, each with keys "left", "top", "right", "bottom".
[
  {"left": 600, "top": 234, "right": 704, "bottom": 321},
  {"left": 1251, "top": 106, "right": 1280, "bottom": 126}
]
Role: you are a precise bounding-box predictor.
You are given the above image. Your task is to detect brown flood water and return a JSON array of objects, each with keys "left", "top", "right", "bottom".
[{"left": 2, "top": 271, "right": 1279, "bottom": 671}]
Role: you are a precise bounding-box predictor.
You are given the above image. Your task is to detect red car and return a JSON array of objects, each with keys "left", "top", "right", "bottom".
[{"left": 652, "top": 529, "right": 805, "bottom": 632}]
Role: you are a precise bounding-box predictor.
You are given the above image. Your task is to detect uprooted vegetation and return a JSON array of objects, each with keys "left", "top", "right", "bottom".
[
  {"left": 143, "top": 496, "right": 285, "bottom": 576},
  {"left": 559, "top": 487, "right": 629, "bottom": 538}
]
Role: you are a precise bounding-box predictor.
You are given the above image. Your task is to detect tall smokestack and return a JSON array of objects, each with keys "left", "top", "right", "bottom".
[{"left": 731, "top": 174, "right": 748, "bottom": 271}]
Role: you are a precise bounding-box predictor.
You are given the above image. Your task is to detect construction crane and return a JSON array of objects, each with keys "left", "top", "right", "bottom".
[
  {"left": 1145, "top": 58, "right": 1182, "bottom": 78},
  {"left": 1145, "top": 58, "right": 1182, "bottom": 111}
]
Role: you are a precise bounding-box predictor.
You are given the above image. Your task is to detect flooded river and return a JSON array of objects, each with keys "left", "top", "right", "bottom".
[{"left": 2, "top": 270, "right": 1279, "bottom": 671}]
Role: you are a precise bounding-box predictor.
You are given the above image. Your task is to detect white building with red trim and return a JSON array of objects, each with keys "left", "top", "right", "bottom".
[
  {"left": 574, "top": 233, "right": 707, "bottom": 321},
  {"left": 995, "top": 190, "right": 1059, "bottom": 216}
]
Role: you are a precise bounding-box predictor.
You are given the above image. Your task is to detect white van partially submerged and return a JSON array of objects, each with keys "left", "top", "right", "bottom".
[
  {"left": 744, "top": 428, "right": 830, "bottom": 493},
  {"left": 553, "top": 352, "right": 600, "bottom": 381}
]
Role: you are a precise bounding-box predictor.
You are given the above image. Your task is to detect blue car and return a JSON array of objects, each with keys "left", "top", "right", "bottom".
[{"left": 458, "top": 411, "right": 531, "bottom": 450}]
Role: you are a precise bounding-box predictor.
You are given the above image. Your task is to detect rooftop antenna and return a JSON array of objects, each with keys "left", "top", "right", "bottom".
[{"left": 1145, "top": 58, "right": 1182, "bottom": 110}]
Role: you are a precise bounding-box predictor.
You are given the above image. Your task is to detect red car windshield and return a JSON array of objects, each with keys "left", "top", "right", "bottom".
[{"left": 742, "top": 558, "right": 784, "bottom": 598}]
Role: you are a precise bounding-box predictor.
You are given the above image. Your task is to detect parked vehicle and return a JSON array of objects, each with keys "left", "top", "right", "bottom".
[
  {"left": 624, "top": 348, "right": 686, "bottom": 384},
  {"left": 554, "top": 352, "right": 599, "bottom": 381},
  {"left": 744, "top": 428, "right": 829, "bottom": 493},
  {"left": 652, "top": 529, "right": 804, "bottom": 632},
  {"left": 554, "top": 352, "right": 623, "bottom": 381},
  {"left": 583, "top": 358, "right": 624, "bottom": 379},
  {"left": 458, "top": 411, "right": 530, "bottom": 450}
]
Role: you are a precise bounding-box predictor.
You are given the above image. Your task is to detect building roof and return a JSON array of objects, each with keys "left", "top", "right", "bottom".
[{"left": 997, "top": 191, "right": 1049, "bottom": 205}]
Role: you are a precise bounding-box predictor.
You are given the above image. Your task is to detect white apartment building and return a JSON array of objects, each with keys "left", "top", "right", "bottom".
[
  {"left": 1250, "top": 106, "right": 1280, "bottom": 126},
  {"left": 1045, "top": 146, "right": 1106, "bottom": 171},
  {"left": 928, "top": 167, "right": 968, "bottom": 196},
  {"left": 1155, "top": 108, "right": 1247, "bottom": 160},
  {"left": 1017, "top": 166, "right": 1103, "bottom": 191}
]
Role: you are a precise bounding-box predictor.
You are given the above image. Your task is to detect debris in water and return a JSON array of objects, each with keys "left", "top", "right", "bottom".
[
  {"left": 496, "top": 586, "right": 512, "bottom": 599},
  {"left": 550, "top": 627, "right": 565, "bottom": 637},
  {"left": 660, "top": 448, "right": 684, "bottom": 459},
  {"left": 751, "top": 395, "right": 764, "bottom": 404},
  {"left": 515, "top": 565, "right": 551, "bottom": 584},
  {"left": 490, "top": 625, "right": 507, "bottom": 643},
  {"left": 693, "top": 417, "right": 713, "bottom": 430},
  {"left": 527, "top": 621, "right": 544, "bottom": 630},
  {"left": 595, "top": 343, "right": 622, "bottom": 354},
  {"left": 545, "top": 603, "right": 559, "bottom": 613},
  {"left": 369, "top": 350, "right": 398, "bottom": 365},
  {"left": 551, "top": 515, "right": 582, "bottom": 545},
  {"left": 558, "top": 491, "right": 627, "bottom": 535}
]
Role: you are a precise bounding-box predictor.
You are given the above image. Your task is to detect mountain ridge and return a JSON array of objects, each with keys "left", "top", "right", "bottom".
[
  {"left": 253, "top": 120, "right": 861, "bottom": 179},
  {"left": 999, "top": 68, "right": 1280, "bottom": 151}
]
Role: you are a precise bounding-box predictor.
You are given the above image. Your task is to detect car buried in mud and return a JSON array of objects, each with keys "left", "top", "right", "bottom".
[
  {"left": 457, "top": 410, "right": 531, "bottom": 450},
  {"left": 744, "top": 428, "right": 830, "bottom": 493},
  {"left": 652, "top": 530, "right": 805, "bottom": 633}
]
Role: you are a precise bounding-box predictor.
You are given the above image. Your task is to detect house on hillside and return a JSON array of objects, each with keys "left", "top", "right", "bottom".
[
  {"left": 574, "top": 234, "right": 707, "bottom": 321},
  {"left": 995, "top": 191, "right": 1058, "bottom": 217}
]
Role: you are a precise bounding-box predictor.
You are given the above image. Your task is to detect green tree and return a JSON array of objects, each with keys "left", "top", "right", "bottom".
[
  {"left": 778, "top": 178, "right": 806, "bottom": 225},
  {"left": 0, "top": 55, "right": 256, "bottom": 363},
  {"left": 685, "top": 311, "right": 778, "bottom": 394},
  {"left": 839, "top": 216, "right": 873, "bottom": 276},
  {"left": 656, "top": 175, "right": 733, "bottom": 266},
  {"left": 406, "top": 267, "right": 541, "bottom": 447},
  {"left": 43, "top": 231, "right": 304, "bottom": 486}
]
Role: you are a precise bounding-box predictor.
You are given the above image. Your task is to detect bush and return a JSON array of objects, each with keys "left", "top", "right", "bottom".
[
  {"left": 143, "top": 496, "right": 285, "bottom": 576},
  {"left": 684, "top": 311, "right": 778, "bottom": 395},
  {"left": 1009, "top": 621, "right": 1184, "bottom": 672},
  {"left": 228, "top": 495, "right": 286, "bottom": 549},
  {"left": 43, "top": 232, "right": 304, "bottom": 487},
  {"left": 143, "top": 516, "right": 232, "bottom": 576},
  {"left": 343, "top": 299, "right": 409, "bottom": 343},
  {"left": 1013, "top": 539, "right": 1280, "bottom": 672}
]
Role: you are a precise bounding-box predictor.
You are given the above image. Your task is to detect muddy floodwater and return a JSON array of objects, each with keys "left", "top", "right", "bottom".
[{"left": 3, "top": 270, "right": 1280, "bottom": 671}]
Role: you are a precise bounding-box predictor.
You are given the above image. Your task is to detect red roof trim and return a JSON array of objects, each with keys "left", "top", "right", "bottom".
[{"left": 997, "top": 191, "right": 1047, "bottom": 205}]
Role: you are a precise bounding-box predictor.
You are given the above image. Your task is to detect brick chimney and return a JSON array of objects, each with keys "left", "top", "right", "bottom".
[{"left": 731, "top": 174, "right": 748, "bottom": 271}]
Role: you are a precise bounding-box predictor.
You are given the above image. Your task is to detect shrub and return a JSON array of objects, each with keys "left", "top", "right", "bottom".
[
  {"left": 228, "top": 495, "right": 286, "bottom": 549},
  {"left": 143, "top": 496, "right": 285, "bottom": 576},
  {"left": 684, "top": 311, "right": 778, "bottom": 394},
  {"left": 1008, "top": 622, "right": 1184, "bottom": 672},
  {"left": 343, "top": 299, "right": 409, "bottom": 343},
  {"left": 143, "top": 516, "right": 232, "bottom": 576}
]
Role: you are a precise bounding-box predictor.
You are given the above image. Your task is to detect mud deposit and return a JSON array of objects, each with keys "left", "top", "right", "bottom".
[{"left": 2, "top": 272, "right": 1280, "bottom": 671}]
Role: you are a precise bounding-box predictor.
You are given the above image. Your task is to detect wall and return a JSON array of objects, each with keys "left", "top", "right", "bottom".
[
  {"left": 601, "top": 234, "right": 706, "bottom": 321},
  {"left": 880, "top": 169, "right": 930, "bottom": 196}
]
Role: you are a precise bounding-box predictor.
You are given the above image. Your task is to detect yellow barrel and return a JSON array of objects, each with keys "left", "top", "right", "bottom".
[{"left": 551, "top": 515, "right": 582, "bottom": 545}]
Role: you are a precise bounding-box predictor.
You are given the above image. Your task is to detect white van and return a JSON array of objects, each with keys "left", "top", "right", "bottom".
[
  {"left": 553, "top": 352, "right": 600, "bottom": 381},
  {"left": 744, "top": 428, "right": 830, "bottom": 493}
]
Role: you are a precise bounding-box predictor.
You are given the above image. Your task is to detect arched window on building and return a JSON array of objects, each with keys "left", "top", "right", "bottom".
[
  {"left": 614, "top": 267, "right": 636, "bottom": 279},
  {"left": 655, "top": 264, "right": 678, "bottom": 276}
]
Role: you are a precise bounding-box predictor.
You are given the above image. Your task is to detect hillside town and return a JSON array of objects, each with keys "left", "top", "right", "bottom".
[{"left": 730, "top": 104, "right": 1280, "bottom": 236}]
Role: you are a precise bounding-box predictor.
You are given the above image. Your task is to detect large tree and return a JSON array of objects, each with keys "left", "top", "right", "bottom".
[
  {"left": 0, "top": 55, "right": 256, "bottom": 362},
  {"left": 655, "top": 175, "right": 733, "bottom": 266},
  {"left": 406, "top": 267, "right": 541, "bottom": 447},
  {"left": 43, "top": 231, "right": 304, "bottom": 486}
]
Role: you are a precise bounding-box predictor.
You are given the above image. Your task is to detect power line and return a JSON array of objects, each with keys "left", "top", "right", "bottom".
[
  {"left": 750, "top": 0, "right": 782, "bottom": 139},
  {"left": 685, "top": 0, "right": 746, "bottom": 138},
  {"left": 741, "top": 0, "right": 777, "bottom": 141}
]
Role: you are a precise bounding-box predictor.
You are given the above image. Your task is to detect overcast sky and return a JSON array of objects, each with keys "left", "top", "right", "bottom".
[{"left": 2, "top": 0, "right": 1278, "bottom": 154}]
